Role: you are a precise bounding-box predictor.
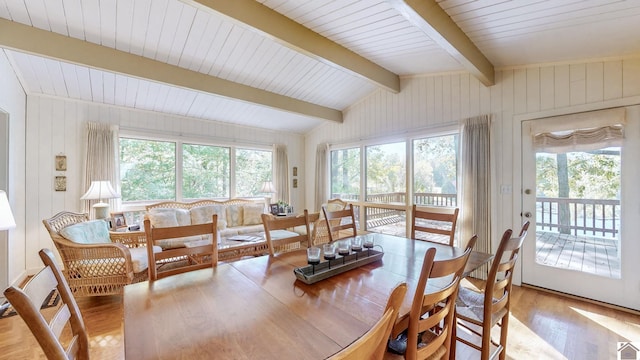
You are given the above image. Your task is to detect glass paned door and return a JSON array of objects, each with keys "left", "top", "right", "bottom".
[{"left": 521, "top": 112, "right": 640, "bottom": 309}]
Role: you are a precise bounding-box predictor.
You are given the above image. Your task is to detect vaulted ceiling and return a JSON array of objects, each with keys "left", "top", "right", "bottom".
[{"left": 1, "top": 0, "right": 639, "bottom": 134}]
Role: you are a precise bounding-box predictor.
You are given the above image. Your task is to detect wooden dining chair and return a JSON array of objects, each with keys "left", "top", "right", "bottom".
[
  {"left": 390, "top": 239, "right": 474, "bottom": 360},
  {"left": 455, "top": 221, "right": 530, "bottom": 360},
  {"left": 411, "top": 205, "right": 459, "bottom": 246},
  {"left": 3, "top": 248, "right": 89, "bottom": 360},
  {"left": 144, "top": 215, "right": 218, "bottom": 281},
  {"left": 261, "top": 209, "right": 311, "bottom": 256},
  {"left": 312, "top": 199, "right": 349, "bottom": 246},
  {"left": 328, "top": 282, "right": 408, "bottom": 360},
  {"left": 323, "top": 204, "right": 358, "bottom": 242}
]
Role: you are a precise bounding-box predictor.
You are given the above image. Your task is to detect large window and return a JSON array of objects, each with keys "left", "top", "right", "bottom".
[
  {"left": 120, "top": 137, "right": 271, "bottom": 203},
  {"left": 413, "top": 134, "right": 459, "bottom": 206},
  {"left": 366, "top": 142, "right": 406, "bottom": 204},
  {"left": 330, "top": 147, "right": 360, "bottom": 200},
  {"left": 329, "top": 131, "right": 459, "bottom": 237},
  {"left": 120, "top": 138, "right": 176, "bottom": 201},
  {"left": 183, "top": 143, "right": 230, "bottom": 199},
  {"left": 235, "top": 149, "right": 273, "bottom": 197}
]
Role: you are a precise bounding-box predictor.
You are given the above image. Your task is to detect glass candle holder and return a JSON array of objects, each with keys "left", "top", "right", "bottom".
[
  {"left": 351, "top": 236, "right": 363, "bottom": 252},
  {"left": 337, "top": 240, "right": 350, "bottom": 255},
  {"left": 307, "top": 247, "right": 321, "bottom": 265},
  {"left": 363, "top": 235, "right": 374, "bottom": 249},
  {"left": 323, "top": 244, "right": 336, "bottom": 260}
]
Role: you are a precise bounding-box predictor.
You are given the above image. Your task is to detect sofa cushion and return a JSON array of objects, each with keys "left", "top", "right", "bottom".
[
  {"left": 129, "top": 246, "right": 162, "bottom": 273},
  {"left": 148, "top": 208, "right": 191, "bottom": 227},
  {"left": 190, "top": 205, "right": 227, "bottom": 229},
  {"left": 226, "top": 205, "right": 244, "bottom": 227},
  {"left": 243, "top": 204, "right": 264, "bottom": 226},
  {"left": 60, "top": 220, "right": 111, "bottom": 244}
]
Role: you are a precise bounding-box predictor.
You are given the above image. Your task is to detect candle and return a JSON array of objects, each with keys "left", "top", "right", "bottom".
[{"left": 307, "top": 247, "right": 321, "bottom": 265}]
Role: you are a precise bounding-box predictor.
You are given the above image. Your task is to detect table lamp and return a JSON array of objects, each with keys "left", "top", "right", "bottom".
[
  {"left": 260, "top": 181, "right": 276, "bottom": 211},
  {"left": 0, "top": 190, "right": 16, "bottom": 230},
  {"left": 80, "top": 180, "right": 120, "bottom": 219}
]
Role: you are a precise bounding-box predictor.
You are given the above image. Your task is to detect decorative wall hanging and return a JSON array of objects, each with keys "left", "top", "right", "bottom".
[
  {"left": 55, "top": 155, "right": 67, "bottom": 171},
  {"left": 55, "top": 176, "right": 66, "bottom": 191}
]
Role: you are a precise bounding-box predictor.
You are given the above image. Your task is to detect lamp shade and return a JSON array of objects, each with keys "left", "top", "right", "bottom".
[
  {"left": 260, "top": 181, "right": 276, "bottom": 193},
  {"left": 0, "top": 190, "right": 16, "bottom": 230},
  {"left": 80, "top": 180, "right": 120, "bottom": 202}
]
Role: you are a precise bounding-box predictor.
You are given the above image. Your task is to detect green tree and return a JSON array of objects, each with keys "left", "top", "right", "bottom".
[{"left": 120, "top": 138, "right": 176, "bottom": 201}]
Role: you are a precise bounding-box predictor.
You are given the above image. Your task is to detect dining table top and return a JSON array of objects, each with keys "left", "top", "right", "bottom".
[{"left": 123, "top": 233, "right": 492, "bottom": 360}]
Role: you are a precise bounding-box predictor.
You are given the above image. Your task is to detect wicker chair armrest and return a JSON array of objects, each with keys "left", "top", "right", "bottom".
[
  {"left": 53, "top": 239, "right": 135, "bottom": 279},
  {"left": 109, "top": 231, "right": 147, "bottom": 248}
]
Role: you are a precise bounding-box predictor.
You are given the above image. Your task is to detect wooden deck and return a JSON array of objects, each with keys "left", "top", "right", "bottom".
[
  {"left": 367, "top": 218, "right": 621, "bottom": 279},
  {"left": 536, "top": 230, "right": 620, "bottom": 278}
]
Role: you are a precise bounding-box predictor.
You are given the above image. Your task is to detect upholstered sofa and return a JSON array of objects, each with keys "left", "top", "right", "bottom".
[{"left": 145, "top": 198, "right": 270, "bottom": 249}]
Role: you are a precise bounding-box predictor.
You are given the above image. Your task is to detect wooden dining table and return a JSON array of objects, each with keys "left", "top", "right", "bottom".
[{"left": 123, "top": 233, "right": 492, "bottom": 359}]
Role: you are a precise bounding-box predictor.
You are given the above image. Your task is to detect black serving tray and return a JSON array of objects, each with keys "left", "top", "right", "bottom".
[{"left": 293, "top": 248, "right": 384, "bottom": 284}]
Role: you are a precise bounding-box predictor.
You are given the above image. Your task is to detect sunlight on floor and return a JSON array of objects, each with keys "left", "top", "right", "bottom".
[
  {"left": 502, "top": 316, "right": 568, "bottom": 360},
  {"left": 571, "top": 306, "right": 640, "bottom": 341}
]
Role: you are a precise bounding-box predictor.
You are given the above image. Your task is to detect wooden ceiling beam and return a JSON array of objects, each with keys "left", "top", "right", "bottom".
[
  {"left": 0, "top": 18, "right": 343, "bottom": 123},
  {"left": 183, "top": 0, "right": 400, "bottom": 93},
  {"left": 390, "top": 0, "right": 495, "bottom": 86}
]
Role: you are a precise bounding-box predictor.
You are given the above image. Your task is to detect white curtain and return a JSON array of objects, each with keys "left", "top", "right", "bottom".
[
  {"left": 273, "top": 144, "right": 289, "bottom": 204},
  {"left": 314, "top": 143, "right": 329, "bottom": 212},
  {"left": 82, "top": 122, "right": 120, "bottom": 216},
  {"left": 460, "top": 115, "right": 491, "bottom": 279}
]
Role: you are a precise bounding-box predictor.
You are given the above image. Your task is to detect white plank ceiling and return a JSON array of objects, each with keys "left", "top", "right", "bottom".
[{"left": 1, "top": 0, "right": 640, "bottom": 134}]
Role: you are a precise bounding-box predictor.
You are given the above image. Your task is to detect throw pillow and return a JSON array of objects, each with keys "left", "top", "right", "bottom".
[
  {"left": 190, "top": 205, "right": 227, "bottom": 230},
  {"left": 243, "top": 204, "right": 264, "bottom": 225},
  {"left": 60, "top": 220, "right": 111, "bottom": 244},
  {"left": 147, "top": 210, "right": 179, "bottom": 228},
  {"left": 226, "top": 205, "right": 243, "bottom": 227}
]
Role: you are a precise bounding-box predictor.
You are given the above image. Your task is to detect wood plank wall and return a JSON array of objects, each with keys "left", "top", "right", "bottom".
[
  {"left": 24, "top": 98, "right": 305, "bottom": 272},
  {"left": 304, "top": 57, "right": 640, "bottom": 282}
]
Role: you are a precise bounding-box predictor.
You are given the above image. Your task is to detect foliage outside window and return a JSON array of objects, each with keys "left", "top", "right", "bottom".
[
  {"left": 331, "top": 147, "right": 360, "bottom": 200},
  {"left": 120, "top": 138, "right": 176, "bottom": 201},
  {"left": 183, "top": 144, "right": 230, "bottom": 199},
  {"left": 413, "top": 134, "right": 459, "bottom": 206},
  {"left": 366, "top": 142, "right": 406, "bottom": 204},
  {"left": 235, "top": 149, "right": 273, "bottom": 197},
  {"left": 120, "top": 137, "right": 271, "bottom": 202}
]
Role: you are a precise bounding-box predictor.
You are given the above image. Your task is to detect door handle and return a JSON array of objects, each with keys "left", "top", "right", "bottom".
[{"left": 524, "top": 212, "right": 532, "bottom": 218}]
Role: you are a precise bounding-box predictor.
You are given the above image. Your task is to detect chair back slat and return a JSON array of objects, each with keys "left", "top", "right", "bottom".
[
  {"left": 411, "top": 205, "right": 459, "bottom": 246},
  {"left": 144, "top": 215, "right": 218, "bottom": 281},
  {"left": 323, "top": 205, "right": 358, "bottom": 242}
]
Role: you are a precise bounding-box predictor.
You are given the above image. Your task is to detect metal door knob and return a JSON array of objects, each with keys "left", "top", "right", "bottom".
[{"left": 524, "top": 212, "right": 532, "bottom": 218}]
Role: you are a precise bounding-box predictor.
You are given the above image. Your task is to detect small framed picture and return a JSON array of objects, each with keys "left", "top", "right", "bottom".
[
  {"left": 111, "top": 212, "right": 127, "bottom": 230},
  {"left": 270, "top": 204, "right": 279, "bottom": 215},
  {"left": 55, "top": 155, "right": 67, "bottom": 171},
  {"left": 54, "top": 176, "right": 66, "bottom": 191},
  {"left": 293, "top": 166, "right": 297, "bottom": 176}
]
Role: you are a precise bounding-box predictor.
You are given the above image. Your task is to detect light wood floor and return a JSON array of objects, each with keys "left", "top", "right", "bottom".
[{"left": 1, "top": 282, "right": 639, "bottom": 360}]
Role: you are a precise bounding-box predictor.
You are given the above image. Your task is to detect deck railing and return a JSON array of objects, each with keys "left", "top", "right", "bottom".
[
  {"left": 330, "top": 192, "right": 620, "bottom": 239},
  {"left": 536, "top": 197, "right": 620, "bottom": 238}
]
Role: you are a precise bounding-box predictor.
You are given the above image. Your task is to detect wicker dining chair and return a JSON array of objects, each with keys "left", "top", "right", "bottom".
[
  {"left": 4, "top": 248, "right": 90, "bottom": 360},
  {"left": 43, "top": 211, "right": 152, "bottom": 297}
]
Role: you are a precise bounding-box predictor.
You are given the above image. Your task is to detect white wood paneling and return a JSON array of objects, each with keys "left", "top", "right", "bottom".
[{"left": 24, "top": 95, "right": 306, "bottom": 273}]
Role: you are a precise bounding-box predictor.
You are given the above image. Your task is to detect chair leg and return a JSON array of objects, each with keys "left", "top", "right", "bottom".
[
  {"left": 499, "top": 315, "right": 509, "bottom": 360},
  {"left": 481, "top": 322, "right": 491, "bottom": 360}
]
